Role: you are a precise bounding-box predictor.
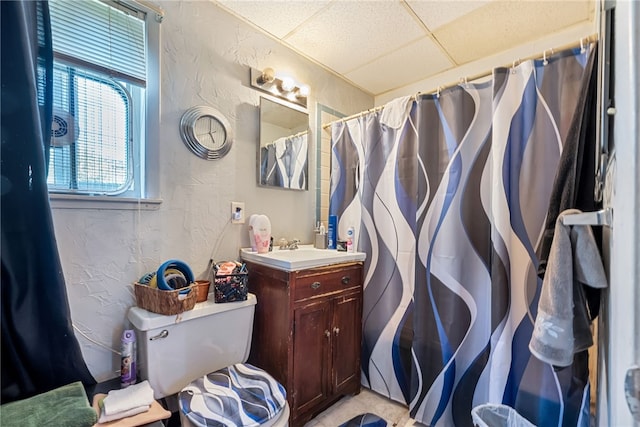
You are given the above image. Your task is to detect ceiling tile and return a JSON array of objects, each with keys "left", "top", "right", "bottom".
[
  {"left": 213, "top": 0, "right": 597, "bottom": 96},
  {"left": 216, "top": 0, "right": 331, "bottom": 39},
  {"left": 345, "top": 37, "right": 453, "bottom": 95},
  {"left": 406, "top": 0, "right": 491, "bottom": 31},
  {"left": 434, "top": 0, "right": 594, "bottom": 64},
  {"left": 284, "top": 1, "right": 426, "bottom": 74}
]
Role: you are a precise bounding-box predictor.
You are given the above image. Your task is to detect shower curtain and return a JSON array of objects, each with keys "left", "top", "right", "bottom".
[
  {"left": 330, "top": 45, "right": 596, "bottom": 427},
  {"left": 260, "top": 132, "right": 308, "bottom": 189},
  {"left": 1, "top": 0, "right": 95, "bottom": 402}
]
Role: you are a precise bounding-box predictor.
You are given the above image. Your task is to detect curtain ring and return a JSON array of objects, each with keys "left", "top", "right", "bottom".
[
  {"left": 543, "top": 50, "right": 548, "bottom": 66},
  {"left": 580, "top": 38, "right": 586, "bottom": 53}
]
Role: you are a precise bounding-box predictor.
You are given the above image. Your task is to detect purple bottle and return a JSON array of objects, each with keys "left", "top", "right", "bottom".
[{"left": 120, "top": 329, "right": 137, "bottom": 387}]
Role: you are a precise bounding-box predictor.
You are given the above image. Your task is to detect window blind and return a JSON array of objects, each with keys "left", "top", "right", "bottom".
[
  {"left": 47, "top": 64, "right": 132, "bottom": 195},
  {"left": 49, "top": 0, "right": 146, "bottom": 85}
]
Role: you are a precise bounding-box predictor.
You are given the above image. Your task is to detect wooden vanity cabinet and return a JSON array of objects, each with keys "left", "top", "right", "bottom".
[{"left": 245, "top": 261, "right": 363, "bottom": 427}]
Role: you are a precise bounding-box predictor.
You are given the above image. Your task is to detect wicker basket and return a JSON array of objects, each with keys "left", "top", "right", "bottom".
[
  {"left": 134, "top": 282, "right": 197, "bottom": 315},
  {"left": 194, "top": 280, "right": 211, "bottom": 303}
]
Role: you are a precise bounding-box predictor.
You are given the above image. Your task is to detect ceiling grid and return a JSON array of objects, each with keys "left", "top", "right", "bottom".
[{"left": 215, "top": 0, "right": 596, "bottom": 96}]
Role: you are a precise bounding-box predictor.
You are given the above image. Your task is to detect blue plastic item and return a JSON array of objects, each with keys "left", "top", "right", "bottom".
[
  {"left": 156, "top": 259, "right": 194, "bottom": 294},
  {"left": 328, "top": 214, "right": 338, "bottom": 249}
]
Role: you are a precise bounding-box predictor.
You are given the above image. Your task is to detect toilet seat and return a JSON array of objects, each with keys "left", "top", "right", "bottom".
[{"left": 179, "top": 363, "right": 287, "bottom": 427}]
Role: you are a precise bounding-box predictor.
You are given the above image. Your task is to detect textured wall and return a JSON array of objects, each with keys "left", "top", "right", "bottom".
[{"left": 52, "top": 0, "right": 372, "bottom": 382}]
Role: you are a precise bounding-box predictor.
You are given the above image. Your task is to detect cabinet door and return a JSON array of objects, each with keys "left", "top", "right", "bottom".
[
  {"left": 292, "top": 299, "right": 331, "bottom": 415},
  {"left": 331, "top": 291, "right": 362, "bottom": 395}
]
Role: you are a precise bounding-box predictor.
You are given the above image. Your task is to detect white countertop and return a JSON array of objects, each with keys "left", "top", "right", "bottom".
[{"left": 240, "top": 245, "right": 366, "bottom": 271}]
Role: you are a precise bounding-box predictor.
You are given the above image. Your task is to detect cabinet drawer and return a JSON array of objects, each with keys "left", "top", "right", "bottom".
[{"left": 293, "top": 266, "right": 361, "bottom": 301}]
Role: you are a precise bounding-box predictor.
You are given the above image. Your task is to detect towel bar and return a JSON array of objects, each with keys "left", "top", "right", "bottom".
[{"left": 562, "top": 208, "right": 612, "bottom": 227}]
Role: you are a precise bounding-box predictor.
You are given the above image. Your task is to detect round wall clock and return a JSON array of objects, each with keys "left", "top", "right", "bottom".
[{"left": 180, "top": 106, "right": 233, "bottom": 160}]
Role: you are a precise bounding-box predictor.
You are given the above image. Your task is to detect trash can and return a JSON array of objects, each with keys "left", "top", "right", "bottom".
[{"left": 471, "top": 404, "right": 536, "bottom": 427}]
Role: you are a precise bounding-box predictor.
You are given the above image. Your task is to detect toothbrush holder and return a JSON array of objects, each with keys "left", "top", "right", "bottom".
[{"left": 315, "top": 234, "right": 327, "bottom": 249}]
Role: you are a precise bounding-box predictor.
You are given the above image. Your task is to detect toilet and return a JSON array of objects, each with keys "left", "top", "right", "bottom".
[{"left": 127, "top": 293, "right": 289, "bottom": 426}]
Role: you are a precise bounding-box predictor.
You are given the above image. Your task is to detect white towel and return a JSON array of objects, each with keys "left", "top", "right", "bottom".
[
  {"left": 102, "top": 380, "right": 155, "bottom": 416},
  {"left": 98, "top": 404, "right": 150, "bottom": 423},
  {"left": 529, "top": 209, "right": 607, "bottom": 367}
]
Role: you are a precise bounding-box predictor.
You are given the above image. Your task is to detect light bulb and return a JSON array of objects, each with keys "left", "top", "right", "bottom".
[
  {"left": 286, "top": 91, "right": 297, "bottom": 102},
  {"left": 297, "top": 84, "right": 310, "bottom": 97},
  {"left": 257, "top": 67, "right": 275, "bottom": 85},
  {"left": 280, "top": 77, "right": 295, "bottom": 92}
]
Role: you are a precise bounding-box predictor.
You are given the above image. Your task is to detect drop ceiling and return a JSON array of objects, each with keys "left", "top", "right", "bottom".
[{"left": 215, "top": 0, "right": 595, "bottom": 97}]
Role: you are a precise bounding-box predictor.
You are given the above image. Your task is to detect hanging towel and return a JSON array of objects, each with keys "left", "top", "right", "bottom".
[
  {"left": 380, "top": 95, "right": 412, "bottom": 129},
  {"left": 529, "top": 209, "right": 607, "bottom": 367}
]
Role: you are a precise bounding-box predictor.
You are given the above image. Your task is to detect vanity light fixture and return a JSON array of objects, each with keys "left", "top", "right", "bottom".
[
  {"left": 250, "top": 67, "right": 308, "bottom": 109},
  {"left": 256, "top": 67, "right": 275, "bottom": 85}
]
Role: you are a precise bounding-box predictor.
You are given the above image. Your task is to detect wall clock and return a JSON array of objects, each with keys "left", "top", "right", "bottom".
[{"left": 180, "top": 106, "right": 233, "bottom": 160}]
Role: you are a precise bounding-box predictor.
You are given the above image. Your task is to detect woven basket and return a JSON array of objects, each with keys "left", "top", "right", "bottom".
[
  {"left": 194, "top": 280, "right": 211, "bottom": 303},
  {"left": 134, "top": 282, "right": 197, "bottom": 315}
]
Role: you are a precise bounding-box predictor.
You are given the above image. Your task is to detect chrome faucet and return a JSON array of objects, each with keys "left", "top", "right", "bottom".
[{"left": 279, "top": 239, "right": 300, "bottom": 250}]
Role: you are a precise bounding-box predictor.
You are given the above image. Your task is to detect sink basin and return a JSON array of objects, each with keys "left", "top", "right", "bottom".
[{"left": 240, "top": 245, "right": 366, "bottom": 271}]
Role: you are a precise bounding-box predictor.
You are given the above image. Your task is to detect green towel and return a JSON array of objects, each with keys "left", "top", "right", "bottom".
[{"left": 0, "top": 381, "right": 97, "bottom": 427}]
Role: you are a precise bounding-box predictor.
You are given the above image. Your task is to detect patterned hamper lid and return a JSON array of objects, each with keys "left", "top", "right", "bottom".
[{"left": 179, "top": 363, "right": 287, "bottom": 427}]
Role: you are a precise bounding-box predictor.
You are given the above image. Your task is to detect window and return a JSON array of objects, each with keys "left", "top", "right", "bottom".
[{"left": 46, "top": 0, "right": 160, "bottom": 204}]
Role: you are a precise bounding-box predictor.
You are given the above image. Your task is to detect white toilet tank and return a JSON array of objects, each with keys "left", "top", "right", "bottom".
[{"left": 127, "top": 293, "right": 257, "bottom": 399}]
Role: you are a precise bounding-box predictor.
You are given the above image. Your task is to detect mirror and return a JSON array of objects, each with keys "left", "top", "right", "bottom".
[
  {"left": 315, "top": 103, "right": 345, "bottom": 225},
  {"left": 259, "top": 97, "right": 309, "bottom": 190}
]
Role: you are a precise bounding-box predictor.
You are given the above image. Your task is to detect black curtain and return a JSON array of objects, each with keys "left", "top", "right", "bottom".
[{"left": 1, "top": 0, "right": 95, "bottom": 404}]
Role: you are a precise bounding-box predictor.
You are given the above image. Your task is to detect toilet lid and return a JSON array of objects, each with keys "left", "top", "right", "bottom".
[{"left": 179, "top": 363, "right": 287, "bottom": 427}]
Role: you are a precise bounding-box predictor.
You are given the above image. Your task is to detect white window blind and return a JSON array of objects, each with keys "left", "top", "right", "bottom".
[
  {"left": 47, "top": 63, "right": 132, "bottom": 194},
  {"left": 49, "top": 0, "right": 146, "bottom": 85},
  {"left": 45, "top": 0, "right": 151, "bottom": 197}
]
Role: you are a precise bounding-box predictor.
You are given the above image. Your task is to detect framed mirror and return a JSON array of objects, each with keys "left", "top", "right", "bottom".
[
  {"left": 315, "top": 103, "right": 345, "bottom": 225},
  {"left": 259, "top": 97, "right": 309, "bottom": 190}
]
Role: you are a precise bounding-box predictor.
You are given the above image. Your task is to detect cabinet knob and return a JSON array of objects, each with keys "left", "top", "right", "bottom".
[
  {"left": 325, "top": 330, "right": 331, "bottom": 338},
  {"left": 341, "top": 276, "right": 350, "bottom": 285},
  {"left": 333, "top": 327, "right": 340, "bottom": 335},
  {"left": 311, "top": 281, "right": 321, "bottom": 289}
]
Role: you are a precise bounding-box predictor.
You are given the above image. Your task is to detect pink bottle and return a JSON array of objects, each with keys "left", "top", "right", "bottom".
[{"left": 252, "top": 215, "right": 271, "bottom": 253}]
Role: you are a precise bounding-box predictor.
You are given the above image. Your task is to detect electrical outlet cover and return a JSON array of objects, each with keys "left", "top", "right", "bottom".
[{"left": 231, "top": 202, "right": 245, "bottom": 224}]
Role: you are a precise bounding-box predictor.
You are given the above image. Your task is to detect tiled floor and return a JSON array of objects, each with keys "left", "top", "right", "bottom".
[{"left": 303, "top": 389, "right": 416, "bottom": 427}]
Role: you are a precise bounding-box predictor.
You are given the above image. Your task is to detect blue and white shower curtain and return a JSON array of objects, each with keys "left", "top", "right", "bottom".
[
  {"left": 330, "top": 45, "right": 596, "bottom": 427},
  {"left": 260, "top": 132, "right": 308, "bottom": 189}
]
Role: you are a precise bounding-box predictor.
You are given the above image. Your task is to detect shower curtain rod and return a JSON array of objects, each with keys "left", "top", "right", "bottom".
[
  {"left": 265, "top": 129, "right": 309, "bottom": 146},
  {"left": 323, "top": 33, "right": 599, "bottom": 130},
  {"left": 288, "top": 129, "right": 309, "bottom": 139}
]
